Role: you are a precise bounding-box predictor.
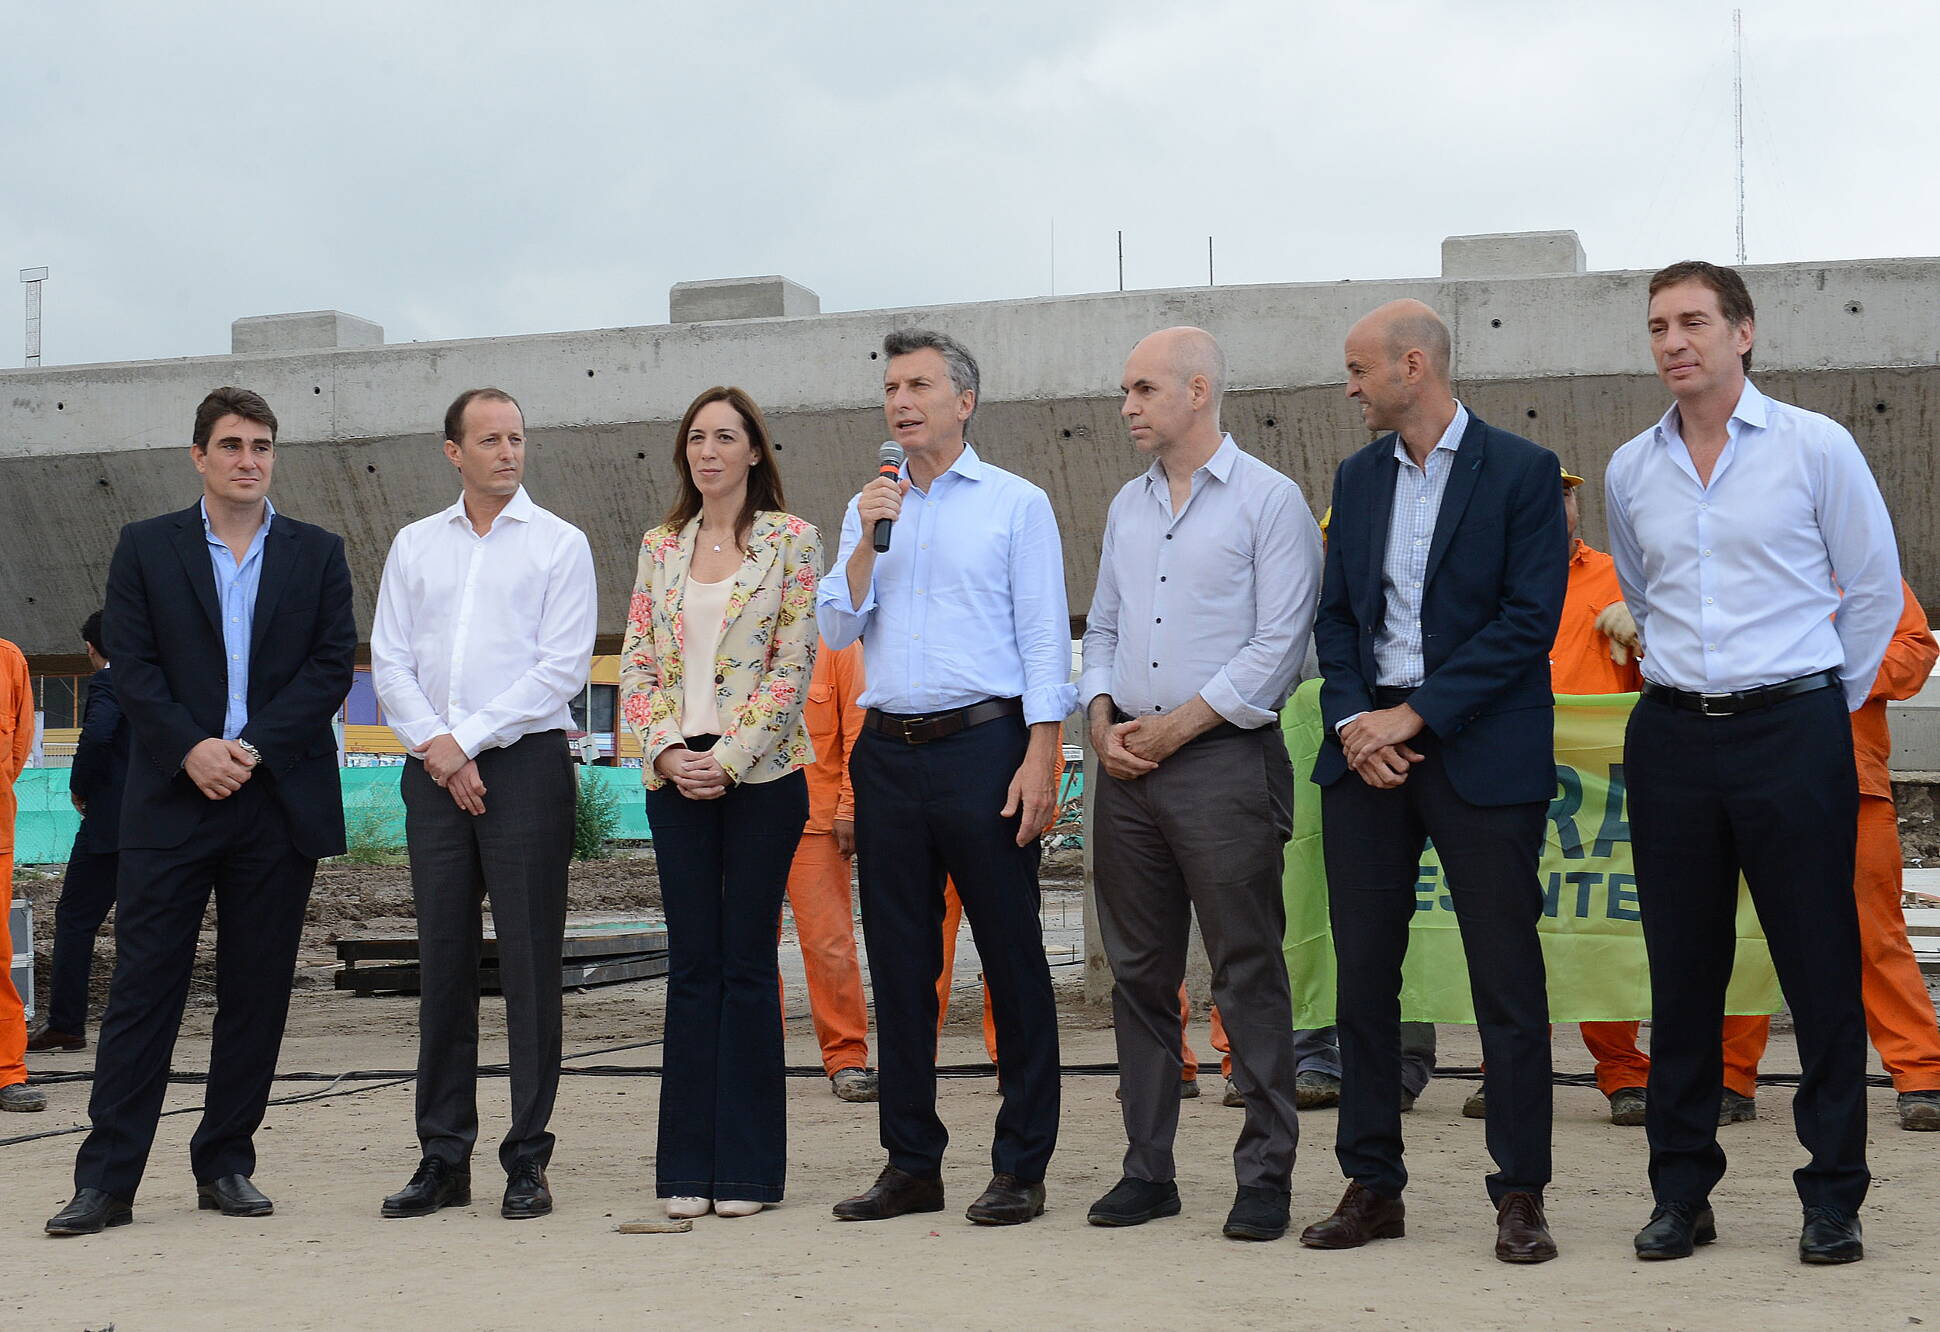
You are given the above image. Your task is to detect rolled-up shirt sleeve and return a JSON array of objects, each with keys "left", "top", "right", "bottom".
[
  {"left": 1009, "top": 487, "right": 1079, "bottom": 724},
  {"left": 1198, "top": 485, "right": 1322, "bottom": 729},
  {"left": 815, "top": 493, "right": 875, "bottom": 649}
]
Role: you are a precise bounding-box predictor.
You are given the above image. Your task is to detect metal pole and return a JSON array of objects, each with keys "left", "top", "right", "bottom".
[
  {"left": 1117, "top": 230, "right": 1124, "bottom": 292},
  {"left": 1207, "top": 236, "right": 1214, "bottom": 286},
  {"left": 20, "top": 267, "right": 47, "bottom": 368},
  {"left": 1733, "top": 8, "right": 1746, "bottom": 264}
]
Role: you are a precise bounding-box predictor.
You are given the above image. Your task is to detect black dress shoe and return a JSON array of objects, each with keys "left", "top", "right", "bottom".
[
  {"left": 1799, "top": 1206, "right": 1863, "bottom": 1264},
  {"left": 1634, "top": 1201, "right": 1716, "bottom": 1259},
  {"left": 1495, "top": 1191, "right": 1558, "bottom": 1264},
  {"left": 832, "top": 1164, "right": 945, "bottom": 1221},
  {"left": 1087, "top": 1176, "right": 1181, "bottom": 1227},
  {"left": 25, "top": 1025, "right": 86, "bottom": 1053},
  {"left": 45, "top": 1189, "right": 133, "bottom": 1236},
  {"left": 197, "top": 1174, "right": 273, "bottom": 1217},
  {"left": 1223, "top": 1185, "right": 1291, "bottom": 1241},
  {"left": 965, "top": 1173, "right": 1045, "bottom": 1225},
  {"left": 501, "top": 1161, "right": 552, "bottom": 1219},
  {"left": 382, "top": 1157, "right": 472, "bottom": 1218}
]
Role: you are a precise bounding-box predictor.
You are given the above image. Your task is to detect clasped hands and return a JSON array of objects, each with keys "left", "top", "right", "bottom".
[
  {"left": 654, "top": 745, "right": 730, "bottom": 800},
  {"left": 1339, "top": 703, "right": 1426, "bottom": 789},
  {"left": 1090, "top": 711, "right": 1190, "bottom": 782},
  {"left": 183, "top": 736, "right": 258, "bottom": 801},
  {"left": 417, "top": 733, "right": 487, "bottom": 815}
]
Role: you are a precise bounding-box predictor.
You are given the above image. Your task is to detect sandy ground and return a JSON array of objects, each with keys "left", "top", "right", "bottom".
[{"left": 7, "top": 955, "right": 1940, "bottom": 1330}]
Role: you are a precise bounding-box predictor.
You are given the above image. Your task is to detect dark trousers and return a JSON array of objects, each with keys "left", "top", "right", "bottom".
[
  {"left": 1322, "top": 732, "right": 1552, "bottom": 1204},
  {"left": 853, "top": 714, "right": 1060, "bottom": 1181},
  {"left": 404, "top": 731, "right": 574, "bottom": 1174},
  {"left": 73, "top": 779, "right": 315, "bottom": 1199},
  {"left": 646, "top": 757, "right": 807, "bottom": 1202},
  {"left": 1627, "top": 687, "right": 1868, "bottom": 1213},
  {"left": 1094, "top": 726, "right": 1302, "bottom": 1191},
  {"left": 46, "top": 843, "right": 119, "bottom": 1035}
]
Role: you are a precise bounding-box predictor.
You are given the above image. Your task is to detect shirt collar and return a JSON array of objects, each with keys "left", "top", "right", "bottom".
[
  {"left": 442, "top": 484, "right": 535, "bottom": 529},
  {"left": 907, "top": 442, "right": 985, "bottom": 486},
  {"left": 200, "top": 495, "right": 276, "bottom": 539},
  {"left": 1653, "top": 379, "right": 1767, "bottom": 447},
  {"left": 1390, "top": 401, "right": 1469, "bottom": 465},
  {"left": 1570, "top": 536, "right": 1593, "bottom": 565},
  {"left": 1141, "top": 433, "right": 1241, "bottom": 490}
]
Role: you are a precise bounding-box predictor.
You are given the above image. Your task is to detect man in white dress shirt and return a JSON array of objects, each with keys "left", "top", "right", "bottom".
[
  {"left": 1607, "top": 261, "right": 1900, "bottom": 1265},
  {"left": 1081, "top": 327, "right": 1321, "bottom": 1242},
  {"left": 370, "top": 387, "right": 597, "bottom": 1222}
]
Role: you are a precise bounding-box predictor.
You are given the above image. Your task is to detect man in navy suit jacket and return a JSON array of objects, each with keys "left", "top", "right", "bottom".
[
  {"left": 28, "top": 611, "right": 128, "bottom": 1052},
  {"left": 47, "top": 387, "right": 355, "bottom": 1237},
  {"left": 1297, "top": 301, "right": 1567, "bottom": 1265}
]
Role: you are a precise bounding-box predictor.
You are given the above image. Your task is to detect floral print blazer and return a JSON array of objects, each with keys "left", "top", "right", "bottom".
[{"left": 619, "top": 510, "right": 822, "bottom": 790}]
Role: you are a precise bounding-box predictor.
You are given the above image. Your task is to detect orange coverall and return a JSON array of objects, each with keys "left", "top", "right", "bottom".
[
  {"left": 781, "top": 639, "right": 871, "bottom": 1077},
  {"left": 1548, "top": 540, "right": 1766, "bottom": 1095},
  {"left": 1726, "top": 581, "right": 1940, "bottom": 1093},
  {"left": 1, "top": 639, "right": 34, "bottom": 1092}
]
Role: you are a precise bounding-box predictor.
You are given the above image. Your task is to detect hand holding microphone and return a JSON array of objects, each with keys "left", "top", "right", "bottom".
[{"left": 861, "top": 442, "right": 909, "bottom": 554}]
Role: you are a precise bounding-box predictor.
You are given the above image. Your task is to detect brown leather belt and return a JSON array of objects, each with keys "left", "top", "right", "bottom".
[
  {"left": 864, "top": 697, "right": 1023, "bottom": 745},
  {"left": 1640, "top": 669, "right": 1839, "bottom": 718}
]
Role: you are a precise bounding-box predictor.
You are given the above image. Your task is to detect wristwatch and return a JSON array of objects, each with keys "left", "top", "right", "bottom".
[{"left": 237, "top": 740, "right": 263, "bottom": 765}]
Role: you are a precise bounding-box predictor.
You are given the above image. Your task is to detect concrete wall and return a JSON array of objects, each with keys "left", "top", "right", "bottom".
[{"left": 4, "top": 253, "right": 1938, "bottom": 657}]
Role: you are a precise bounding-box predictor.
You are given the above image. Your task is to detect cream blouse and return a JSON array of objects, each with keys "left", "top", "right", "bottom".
[{"left": 679, "top": 572, "right": 734, "bottom": 737}]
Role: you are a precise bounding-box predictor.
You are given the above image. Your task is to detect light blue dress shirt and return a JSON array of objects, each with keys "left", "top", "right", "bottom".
[
  {"left": 1605, "top": 380, "right": 1900, "bottom": 710},
  {"left": 1375, "top": 403, "right": 1470, "bottom": 687},
  {"left": 1079, "top": 435, "right": 1321, "bottom": 728},
  {"left": 202, "top": 496, "right": 274, "bottom": 740},
  {"left": 817, "top": 443, "right": 1078, "bottom": 724}
]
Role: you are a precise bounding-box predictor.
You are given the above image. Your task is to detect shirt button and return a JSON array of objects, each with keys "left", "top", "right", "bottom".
[
  {"left": 1151, "top": 662, "right": 1159, "bottom": 668},
  {"left": 1155, "top": 617, "right": 1162, "bottom": 624},
  {"left": 1705, "top": 596, "right": 1714, "bottom": 605},
  {"left": 1159, "top": 575, "right": 1167, "bottom": 582},
  {"left": 1700, "top": 502, "right": 1710, "bottom": 510},
  {"left": 1165, "top": 534, "right": 1173, "bottom": 540},
  {"left": 1707, "top": 643, "right": 1717, "bottom": 652},
  {"left": 1702, "top": 549, "right": 1712, "bottom": 557}
]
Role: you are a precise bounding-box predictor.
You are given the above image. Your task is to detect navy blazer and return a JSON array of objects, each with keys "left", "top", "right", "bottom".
[
  {"left": 103, "top": 502, "right": 356, "bottom": 860},
  {"left": 1312, "top": 411, "right": 1568, "bottom": 806},
  {"left": 68, "top": 666, "right": 129, "bottom": 856}
]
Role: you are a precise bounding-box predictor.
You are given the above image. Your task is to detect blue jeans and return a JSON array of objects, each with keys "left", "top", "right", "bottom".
[
  {"left": 1294, "top": 1024, "right": 1438, "bottom": 1098},
  {"left": 647, "top": 762, "right": 808, "bottom": 1203}
]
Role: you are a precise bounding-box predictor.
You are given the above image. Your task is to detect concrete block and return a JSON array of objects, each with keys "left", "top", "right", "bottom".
[
  {"left": 232, "top": 310, "right": 384, "bottom": 355},
  {"left": 1442, "top": 230, "right": 1587, "bottom": 279},
  {"left": 669, "top": 276, "right": 820, "bottom": 324}
]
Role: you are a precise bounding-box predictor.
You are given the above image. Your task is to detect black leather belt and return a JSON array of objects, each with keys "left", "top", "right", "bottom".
[
  {"left": 1640, "top": 669, "right": 1839, "bottom": 717},
  {"left": 864, "top": 697, "right": 1023, "bottom": 744}
]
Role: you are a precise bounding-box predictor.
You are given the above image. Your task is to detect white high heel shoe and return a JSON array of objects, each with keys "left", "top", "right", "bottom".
[
  {"left": 665, "top": 1196, "right": 711, "bottom": 1219},
  {"left": 713, "top": 1199, "right": 764, "bottom": 1218}
]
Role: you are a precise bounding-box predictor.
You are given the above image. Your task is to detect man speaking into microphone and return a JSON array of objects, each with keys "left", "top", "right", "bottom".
[{"left": 819, "top": 327, "right": 1077, "bottom": 1227}]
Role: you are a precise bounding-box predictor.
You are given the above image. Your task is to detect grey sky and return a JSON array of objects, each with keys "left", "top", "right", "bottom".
[{"left": 5, "top": 0, "right": 1935, "bottom": 369}]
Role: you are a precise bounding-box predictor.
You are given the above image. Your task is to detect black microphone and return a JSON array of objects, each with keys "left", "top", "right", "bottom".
[{"left": 871, "top": 442, "right": 905, "bottom": 554}]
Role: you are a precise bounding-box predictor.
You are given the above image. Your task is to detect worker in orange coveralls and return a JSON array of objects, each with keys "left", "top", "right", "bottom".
[
  {"left": 782, "top": 638, "right": 878, "bottom": 1102},
  {"left": 1, "top": 636, "right": 46, "bottom": 1112},
  {"left": 1724, "top": 581, "right": 1940, "bottom": 1131}
]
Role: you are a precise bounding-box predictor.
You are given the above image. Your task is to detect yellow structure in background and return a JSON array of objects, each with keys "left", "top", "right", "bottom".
[{"left": 340, "top": 655, "right": 635, "bottom": 762}]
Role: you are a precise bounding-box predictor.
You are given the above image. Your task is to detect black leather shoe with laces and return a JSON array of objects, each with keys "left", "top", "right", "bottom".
[{"left": 1634, "top": 1201, "right": 1716, "bottom": 1260}]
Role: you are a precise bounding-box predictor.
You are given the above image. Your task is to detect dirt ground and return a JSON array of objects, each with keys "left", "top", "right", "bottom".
[{"left": 7, "top": 857, "right": 1940, "bottom": 1328}]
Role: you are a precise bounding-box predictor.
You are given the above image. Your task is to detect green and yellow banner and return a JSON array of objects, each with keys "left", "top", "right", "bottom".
[{"left": 1280, "top": 678, "right": 1782, "bottom": 1026}]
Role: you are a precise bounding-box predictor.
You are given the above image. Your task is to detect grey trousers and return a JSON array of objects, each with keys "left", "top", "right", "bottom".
[
  {"left": 402, "top": 731, "right": 574, "bottom": 1173},
  {"left": 1095, "top": 725, "right": 1302, "bottom": 1191}
]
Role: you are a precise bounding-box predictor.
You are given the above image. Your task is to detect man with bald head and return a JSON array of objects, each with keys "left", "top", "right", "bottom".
[
  {"left": 1081, "top": 326, "right": 1322, "bottom": 1241},
  {"left": 1300, "top": 301, "right": 1567, "bottom": 1263}
]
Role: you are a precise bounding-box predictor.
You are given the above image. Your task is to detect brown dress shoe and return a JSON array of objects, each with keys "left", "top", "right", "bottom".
[
  {"left": 965, "top": 1173, "right": 1045, "bottom": 1225},
  {"left": 832, "top": 1165, "right": 945, "bottom": 1221},
  {"left": 1495, "top": 1191, "right": 1558, "bottom": 1263},
  {"left": 1299, "top": 1180, "right": 1405, "bottom": 1249},
  {"left": 26, "top": 1026, "right": 87, "bottom": 1053}
]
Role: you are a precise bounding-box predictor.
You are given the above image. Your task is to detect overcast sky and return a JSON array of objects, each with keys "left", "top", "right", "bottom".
[{"left": 4, "top": 0, "right": 1936, "bottom": 369}]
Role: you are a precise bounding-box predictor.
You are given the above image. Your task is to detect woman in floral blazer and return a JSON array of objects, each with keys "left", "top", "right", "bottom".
[{"left": 618, "top": 386, "right": 820, "bottom": 1218}]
